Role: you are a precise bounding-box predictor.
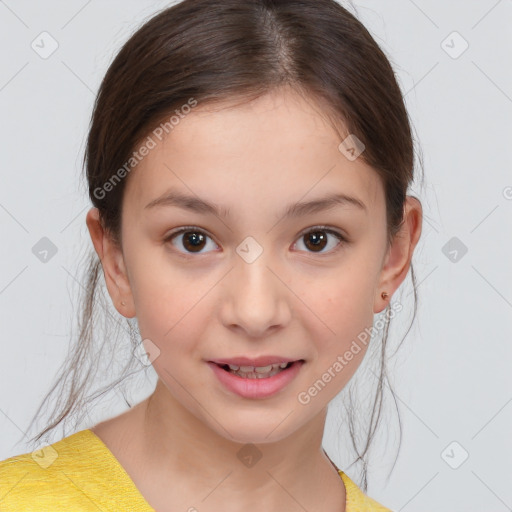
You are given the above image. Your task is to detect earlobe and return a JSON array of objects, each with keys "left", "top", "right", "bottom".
[
  {"left": 85, "top": 207, "right": 136, "bottom": 318},
  {"left": 373, "top": 196, "right": 423, "bottom": 314}
]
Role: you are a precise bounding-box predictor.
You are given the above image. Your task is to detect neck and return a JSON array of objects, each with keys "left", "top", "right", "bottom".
[{"left": 132, "top": 378, "right": 345, "bottom": 511}]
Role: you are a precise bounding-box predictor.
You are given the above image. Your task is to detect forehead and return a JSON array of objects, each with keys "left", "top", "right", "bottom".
[{"left": 124, "top": 89, "right": 383, "bottom": 215}]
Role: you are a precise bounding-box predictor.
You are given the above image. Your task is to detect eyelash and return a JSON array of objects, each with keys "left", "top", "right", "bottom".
[{"left": 163, "top": 225, "right": 348, "bottom": 257}]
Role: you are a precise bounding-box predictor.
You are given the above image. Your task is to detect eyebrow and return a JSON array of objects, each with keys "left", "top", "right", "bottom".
[{"left": 144, "top": 189, "right": 367, "bottom": 218}]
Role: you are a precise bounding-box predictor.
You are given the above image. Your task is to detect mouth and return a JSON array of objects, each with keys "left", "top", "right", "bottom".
[{"left": 207, "top": 359, "right": 305, "bottom": 399}]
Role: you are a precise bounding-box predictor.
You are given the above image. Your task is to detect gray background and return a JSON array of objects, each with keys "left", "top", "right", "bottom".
[{"left": 1, "top": 1, "right": 511, "bottom": 511}]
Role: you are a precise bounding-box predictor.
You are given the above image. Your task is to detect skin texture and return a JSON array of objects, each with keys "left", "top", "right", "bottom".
[{"left": 86, "top": 87, "right": 422, "bottom": 512}]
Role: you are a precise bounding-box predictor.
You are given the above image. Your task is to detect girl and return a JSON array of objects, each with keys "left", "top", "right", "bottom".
[{"left": 0, "top": 1, "right": 423, "bottom": 510}]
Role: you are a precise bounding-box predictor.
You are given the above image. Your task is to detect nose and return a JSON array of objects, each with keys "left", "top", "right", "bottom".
[{"left": 219, "top": 252, "right": 292, "bottom": 339}]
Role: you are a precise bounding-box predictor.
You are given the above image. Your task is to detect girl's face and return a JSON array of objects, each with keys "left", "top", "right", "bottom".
[{"left": 106, "top": 88, "right": 406, "bottom": 444}]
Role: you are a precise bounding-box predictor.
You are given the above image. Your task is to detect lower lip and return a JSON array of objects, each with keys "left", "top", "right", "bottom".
[{"left": 207, "top": 361, "right": 304, "bottom": 399}]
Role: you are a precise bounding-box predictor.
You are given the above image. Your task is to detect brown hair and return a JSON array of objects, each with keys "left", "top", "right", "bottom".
[{"left": 25, "top": 0, "right": 424, "bottom": 492}]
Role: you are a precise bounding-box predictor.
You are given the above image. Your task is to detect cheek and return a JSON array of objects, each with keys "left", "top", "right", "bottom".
[
  {"left": 305, "top": 267, "right": 376, "bottom": 332},
  {"left": 124, "top": 245, "right": 185, "bottom": 339},
  {"left": 302, "top": 269, "right": 376, "bottom": 375},
  {"left": 134, "top": 278, "right": 208, "bottom": 348},
  {"left": 126, "top": 249, "right": 216, "bottom": 359}
]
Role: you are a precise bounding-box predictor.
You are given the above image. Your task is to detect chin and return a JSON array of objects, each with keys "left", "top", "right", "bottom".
[{"left": 210, "top": 416, "right": 298, "bottom": 446}]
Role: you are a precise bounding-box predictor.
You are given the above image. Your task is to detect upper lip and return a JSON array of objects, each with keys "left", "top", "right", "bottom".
[{"left": 209, "top": 356, "right": 303, "bottom": 367}]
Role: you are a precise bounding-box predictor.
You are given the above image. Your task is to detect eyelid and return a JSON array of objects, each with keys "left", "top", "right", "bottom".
[{"left": 296, "top": 224, "right": 348, "bottom": 241}]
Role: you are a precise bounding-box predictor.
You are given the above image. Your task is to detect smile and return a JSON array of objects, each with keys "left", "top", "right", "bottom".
[{"left": 207, "top": 360, "right": 305, "bottom": 399}]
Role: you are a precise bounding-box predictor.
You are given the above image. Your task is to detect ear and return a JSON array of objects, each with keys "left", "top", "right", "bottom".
[
  {"left": 85, "top": 207, "right": 136, "bottom": 318},
  {"left": 373, "top": 196, "right": 423, "bottom": 314}
]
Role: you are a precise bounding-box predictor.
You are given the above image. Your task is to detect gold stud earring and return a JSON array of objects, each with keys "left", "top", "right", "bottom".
[{"left": 381, "top": 291, "right": 389, "bottom": 300}]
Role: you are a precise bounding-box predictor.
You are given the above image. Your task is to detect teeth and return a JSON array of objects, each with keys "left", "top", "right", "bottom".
[
  {"left": 224, "top": 362, "right": 292, "bottom": 379},
  {"left": 227, "top": 362, "right": 289, "bottom": 372}
]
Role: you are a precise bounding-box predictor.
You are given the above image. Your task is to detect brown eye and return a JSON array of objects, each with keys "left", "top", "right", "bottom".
[
  {"left": 165, "top": 227, "right": 217, "bottom": 254},
  {"left": 181, "top": 231, "right": 207, "bottom": 252},
  {"left": 303, "top": 231, "right": 328, "bottom": 252},
  {"left": 294, "top": 227, "right": 346, "bottom": 254}
]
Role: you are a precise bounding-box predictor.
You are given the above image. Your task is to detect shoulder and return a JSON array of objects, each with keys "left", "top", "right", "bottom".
[
  {"left": 0, "top": 429, "right": 110, "bottom": 511},
  {"left": 339, "top": 470, "right": 394, "bottom": 512}
]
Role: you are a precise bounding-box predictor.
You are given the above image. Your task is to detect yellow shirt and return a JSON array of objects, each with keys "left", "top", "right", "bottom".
[{"left": 0, "top": 429, "right": 392, "bottom": 511}]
